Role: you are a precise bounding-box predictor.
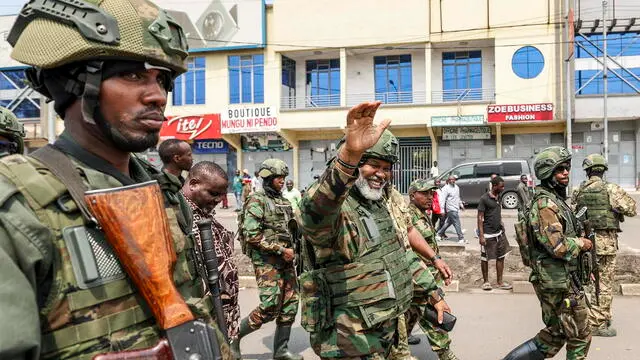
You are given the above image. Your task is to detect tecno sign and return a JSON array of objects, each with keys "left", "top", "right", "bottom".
[{"left": 487, "top": 103, "right": 554, "bottom": 122}]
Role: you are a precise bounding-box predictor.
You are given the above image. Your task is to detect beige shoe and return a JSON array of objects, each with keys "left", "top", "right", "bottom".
[{"left": 438, "top": 349, "right": 460, "bottom": 360}]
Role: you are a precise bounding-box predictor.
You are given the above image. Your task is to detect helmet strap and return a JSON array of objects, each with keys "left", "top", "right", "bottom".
[{"left": 80, "top": 61, "right": 105, "bottom": 126}]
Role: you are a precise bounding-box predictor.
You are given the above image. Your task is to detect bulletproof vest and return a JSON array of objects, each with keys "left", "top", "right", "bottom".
[
  {"left": 321, "top": 194, "right": 413, "bottom": 329},
  {"left": 257, "top": 192, "right": 293, "bottom": 247},
  {"left": 529, "top": 187, "right": 579, "bottom": 281},
  {"left": 0, "top": 155, "right": 213, "bottom": 359},
  {"left": 575, "top": 178, "right": 618, "bottom": 231}
]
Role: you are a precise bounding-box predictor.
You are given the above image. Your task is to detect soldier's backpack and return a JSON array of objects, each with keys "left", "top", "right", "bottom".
[{"left": 513, "top": 191, "right": 541, "bottom": 268}]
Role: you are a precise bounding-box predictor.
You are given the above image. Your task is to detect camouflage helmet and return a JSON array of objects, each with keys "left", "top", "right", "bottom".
[
  {"left": 0, "top": 107, "right": 25, "bottom": 154},
  {"left": 582, "top": 153, "right": 608, "bottom": 171},
  {"left": 7, "top": 0, "right": 189, "bottom": 75},
  {"left": 362, "top": 129, "right": 399, "bottom": 164},
  {"left": 409, "top": 179, "right": 438, "bottom": 194},
  {"left": 258, "top": 158, "right": 289, "bottom": 178},
  {"left": 534, "top": 146, "right": 572, "bottom": 180}
]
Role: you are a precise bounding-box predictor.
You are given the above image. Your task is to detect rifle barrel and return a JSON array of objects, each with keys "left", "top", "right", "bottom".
[{"left": 197, "top": 219, "right": 229, "bottom": 342}]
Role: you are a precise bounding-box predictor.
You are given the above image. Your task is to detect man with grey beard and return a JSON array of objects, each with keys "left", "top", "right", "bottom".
[{"left": 298, "top": 102, "right": 453, "bottom": 359}]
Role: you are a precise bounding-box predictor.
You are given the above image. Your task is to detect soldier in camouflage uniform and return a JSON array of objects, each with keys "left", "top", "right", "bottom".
[
  {"left": 0, "top": 107, "right": 25, "bottom": 156},
  {"left": 503, "top": 146, "right": 593, "bottom": 360},
  {"left": 572, "top": 154, "right": 637, "bottom": 337},
  {"left": 406, "top": 179, "right": 459, "bottom": 360},
  {"left": 0, "top": 0, "right": 232, "bottom": 358},
  {"left": 298, "top": 102, "right": 451, "bottom": 360},
  {"left": 233, "top": 158, "right": 302, "bottom": 360}
]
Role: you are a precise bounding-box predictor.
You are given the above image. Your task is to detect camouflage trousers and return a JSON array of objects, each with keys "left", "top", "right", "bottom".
[
  {"left": 248, "top": 252, "right": 299, "bottom": 328},
  {"left": 586, "top": 254, "right": 616, "bottom": 329},
  {"left": 310, "top": 310, "right": 400, "bottom": 359},
  {"left": 532, "top": 283, "right": 591, "bottom": 360}
]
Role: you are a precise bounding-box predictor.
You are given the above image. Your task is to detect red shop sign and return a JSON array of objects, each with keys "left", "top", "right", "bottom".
[
  {"left": 487, "top": 103, "right": 554, "bottom": 123},
  {"left": 160, "top": 114, "right": 222, "bottom": 140}
]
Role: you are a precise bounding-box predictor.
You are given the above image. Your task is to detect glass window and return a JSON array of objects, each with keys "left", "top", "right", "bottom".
[
  {"left": 575, "top": 67, "right": 640, "bottom": 95},
  {"left": 0, "top": 98, "right": 40, "bottom": 119},
  {"left": 373, "top": 55, "right": 412, "bottom": 104},
  {"left": 512, "top": 46, "right": 544, "bottom": 79},
  {"left": 228, "top": 54, "right": 264, "bottom": 104},
  {"left": 173, "top": 56, "right": 205, "bottom": 106},
  {"left": 475, "top": 164, "right": 500, "bottom": 178},
  {"left": 0, "top": 69, "right": 27, "bottom": 90},
  {"left": 503, "top": 162, "right": 523, "bottom": 176},
  {"left": 576, "top": 32, "right": 640, "bottom": 59},
  {"left": 452, "top": 164, "right": 475, "bottom": 179},
  {"left": 442, "top": 51, "right": 482, "bottom": 101},
  {"left": 306, "top": 59, "right": 340, "bottom": 107}
]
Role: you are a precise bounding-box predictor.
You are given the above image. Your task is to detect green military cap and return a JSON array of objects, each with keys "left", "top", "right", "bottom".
[
  {"left": 0, "top": 107, "right": 25, "bottom": 154},
  {"left": 409, "top": 179, "right": 438, "bottom": 194},
  {"left": 258, "top": 158, "right": 289, "bottom": 178},
  {"left": 534, "top": 146, "right": 572, "bottom": 180},
  {"left": 582, "top": 153, "right": 608, "bottom": 171},
  {"left": 8, "top": 0, "right": 189, "bottom": 75}
]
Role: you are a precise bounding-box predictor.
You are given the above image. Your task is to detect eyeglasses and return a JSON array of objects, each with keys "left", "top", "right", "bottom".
[{"left": 555, "top": 164, "right": 571, "bottom": 172}]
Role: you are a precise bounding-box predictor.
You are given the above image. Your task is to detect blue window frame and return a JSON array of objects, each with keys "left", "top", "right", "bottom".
[
  {"left": 512, "top": 46, "right": 544, "bottom": 79},
  {"left": 442, "top": 51, "right": 482, "bottom": 101},
  {"left": 0, "top": 69, "right": 27, "bottom": 90},
  {"left": 575, "top": 67, "right": 640, "bottom": 95},
  {"left": 576, "top": 32, "right": 640, "bottom": 58},
  {"left": 229, "top": 54, "right": 264, "bottom": 104},
  {"left": 374, "top": 55, "right": 412, "bottom": 104},
  {"left": 0, "top": 99, "right": 40, "bottom": 119},
  {"left": 173, "top": 57, "right": 205, "bottom": 106},
  {"left": 306, "top": 59, "right": 340, "bottom": 107}
]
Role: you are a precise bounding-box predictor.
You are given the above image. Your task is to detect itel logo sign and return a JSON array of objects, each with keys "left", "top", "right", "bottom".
[{"left": 160, "top": 114, "right": 222, "bottom": 140}]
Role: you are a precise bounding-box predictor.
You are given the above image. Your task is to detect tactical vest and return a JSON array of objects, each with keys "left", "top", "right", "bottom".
[
  {"left": 529, "top": 187, "right": 580, "bottom": 289},
  {"left": 252, "top": 192, "right": 293, "bottom": 249},
  {"left": 321, "top": 195, "right": 413, "bottom": 329},
  {"left": 575, "top": 178, "right": 619, "bottom": 231},
  {"left": 0, "top": 155, "right": 212, "bottom": 359}
]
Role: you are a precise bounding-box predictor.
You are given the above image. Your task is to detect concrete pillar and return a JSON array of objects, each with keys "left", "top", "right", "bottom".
[
  {"left": 279, "top": 130, "right": 299, "bottom": 185},
  {"left": 427, "top": 125, "right": 437, "bottom": 162},
  {"left": 340, "top": 48, "right": 347, "bottom": 107},
  {"left": 222, "top": 134, "right": 243, "bottom": 170},
  {"left": 496, "top": 124, "right": 502, "bottom": 159},
  {"left": 424, "top": 47, "right": 432, "bottom": 104}
]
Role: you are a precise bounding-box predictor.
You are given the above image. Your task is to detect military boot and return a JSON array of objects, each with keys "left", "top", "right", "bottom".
[
  {"left": 437, "top": 349, "right": 460, "bottom": 360},
  {"left": 231, "top": 317, "right": 257, "bottom": 359},
  {"left": 592, "top": 326, "right": 617, "bottom": 337},
  {"left": 273, "top": 323, "right": 303, "bottom": 360},
  {"left": 502, "top": 339, "right": 544, "bottom": 360}
]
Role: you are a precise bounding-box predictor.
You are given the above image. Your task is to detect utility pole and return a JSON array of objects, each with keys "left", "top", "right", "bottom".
[
  {"left": 565, "top": 0, "right": 572, "bottom": 173},
  {"left": 602, "top": 0, "right": 609, "bottom": 160}
]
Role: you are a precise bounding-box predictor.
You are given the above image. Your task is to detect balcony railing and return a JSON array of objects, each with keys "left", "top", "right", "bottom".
[
  {"left": 281, "top": 88, "right": 495, "bottom": 110},
  {"left": 280, "top": 94, "right": 341, "bottom": 110},
  {"left": 431, "top": 88, "right": 495, "bottom": 104}
]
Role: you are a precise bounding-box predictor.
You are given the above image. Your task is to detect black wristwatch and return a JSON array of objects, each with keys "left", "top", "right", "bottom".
[{"left": 431, "top": 254, "right": 442, "bottom": 262}]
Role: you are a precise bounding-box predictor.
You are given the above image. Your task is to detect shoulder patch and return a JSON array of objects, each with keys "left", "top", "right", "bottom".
[{"left": 0, "top": 155, "right": 66, "bottom": 210}]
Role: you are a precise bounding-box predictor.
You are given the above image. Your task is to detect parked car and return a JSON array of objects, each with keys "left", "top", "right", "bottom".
[{"left": 435, "top": 160, "right": 533, "bottom": 209}]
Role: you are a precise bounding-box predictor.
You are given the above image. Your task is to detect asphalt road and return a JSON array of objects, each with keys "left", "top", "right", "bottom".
[{"left": 235, "top": 289, "right": 640, "bottom": 360}]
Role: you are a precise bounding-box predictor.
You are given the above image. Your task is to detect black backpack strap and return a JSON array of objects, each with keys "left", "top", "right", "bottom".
[{"left": 30, "top": 144, "right": 97, "bottom": 226}]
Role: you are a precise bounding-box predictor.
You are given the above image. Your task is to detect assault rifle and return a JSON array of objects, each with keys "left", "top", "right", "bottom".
[
  {"left": 87, "top": 181, "right": 224, "bottom": 360},
  {"left": 575, "top": 206, "right": 600, "bottom": 305}
]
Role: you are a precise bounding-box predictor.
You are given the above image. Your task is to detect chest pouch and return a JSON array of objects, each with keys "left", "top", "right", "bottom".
[{"left": 62, "top": 225, "right": 126, "bottom": 289}]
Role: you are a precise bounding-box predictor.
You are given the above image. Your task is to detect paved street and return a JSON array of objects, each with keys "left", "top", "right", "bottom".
[{"left": 236, "top": 289, "right": 640, "bottom": 360}]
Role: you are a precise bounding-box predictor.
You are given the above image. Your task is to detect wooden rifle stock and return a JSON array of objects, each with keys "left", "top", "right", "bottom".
[
  {"left": 84, "top": 181, "right": 194, "bottom": 330},
  {"left": 86, "top": 181, "right": 223, "bottom": 360}
]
